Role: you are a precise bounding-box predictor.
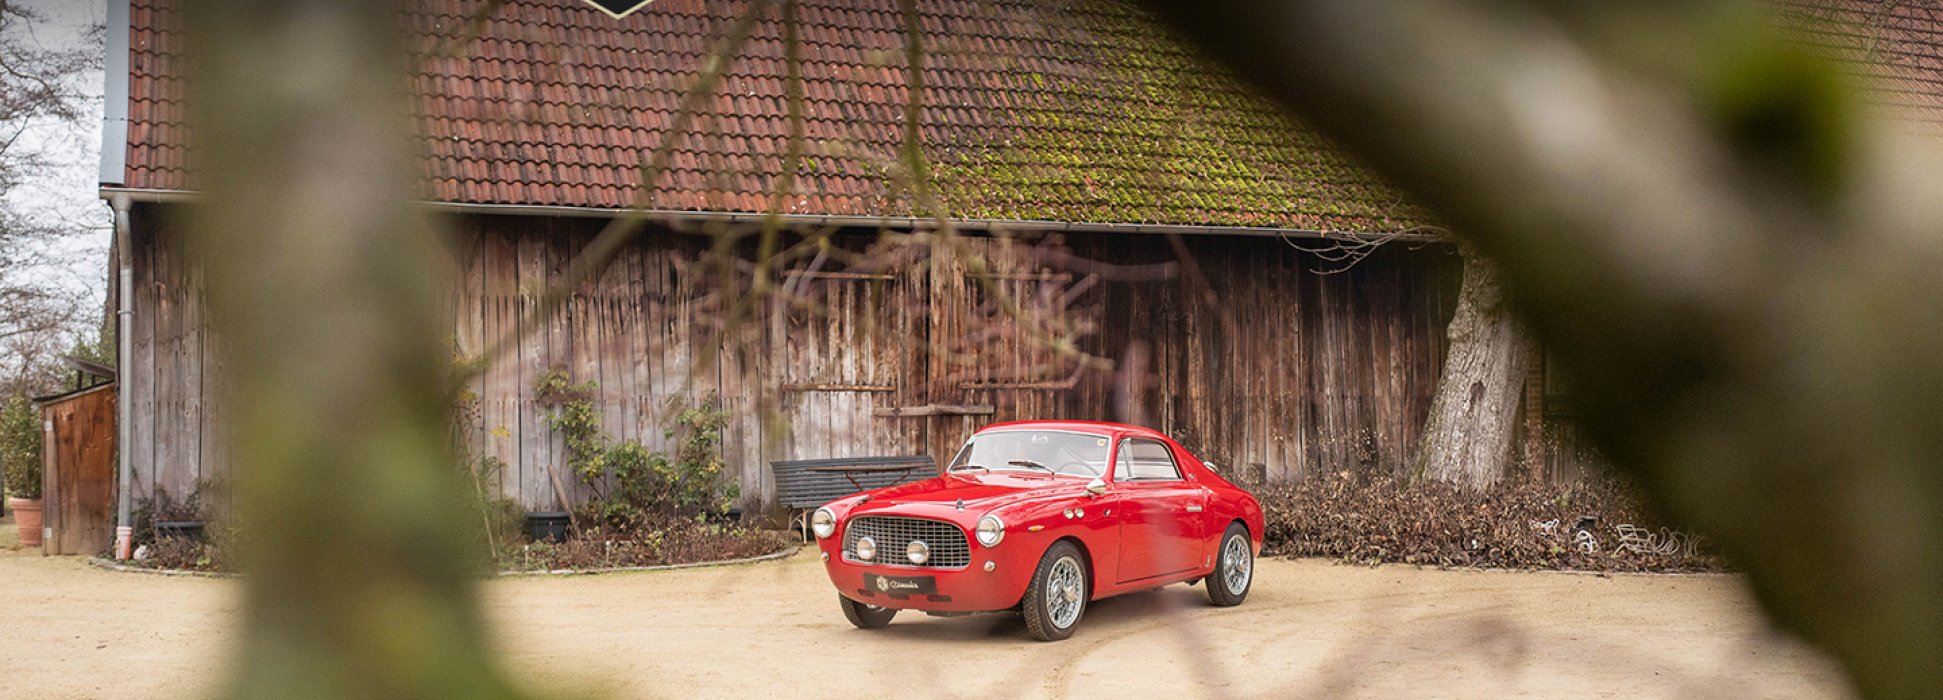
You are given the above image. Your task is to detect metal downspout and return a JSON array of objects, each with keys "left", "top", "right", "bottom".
[
  {"left": 112, "top": 194, "right": 134, "bottom": 559},
  {"left": 104, "top": 0, "right": 135, "bottom": 559}
]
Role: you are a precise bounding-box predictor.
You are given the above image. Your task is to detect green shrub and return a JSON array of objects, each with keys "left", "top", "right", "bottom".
[
  {"left": 0, "top": 396, "right": 41, "bottom": 500},
  {"left": 603, "top": 396, "right": 739, "bottom": 520},
  {"left": 535, "top": 368, "right": 740, "bottom": 528}
]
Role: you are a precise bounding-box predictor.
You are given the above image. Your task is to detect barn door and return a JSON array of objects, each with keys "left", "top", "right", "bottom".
[
  {"left": 923, "top": 237, "right": 1098, "bottom": 461},
  {"left": 771, "top": 261, "right": 929, "bottom": 462}
]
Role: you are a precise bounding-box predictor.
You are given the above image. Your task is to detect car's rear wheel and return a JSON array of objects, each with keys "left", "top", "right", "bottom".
[
  {"left": 1023, "top": 540, "right": 1088, "bottom": 641},
  {"left": 839, "top": 595, "right": 898, "bottom": 629},
  {"left": 1207, "top": 522, "right": 1254, "bottom": 607}
]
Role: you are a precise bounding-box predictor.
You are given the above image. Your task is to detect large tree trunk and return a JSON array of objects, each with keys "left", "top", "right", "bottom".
[
  {"left": 1413, "top": 245, "right": 1528, "bottom": 489},
  {"left": 183, "top": 0, "right": 523, "bottom": 696}
]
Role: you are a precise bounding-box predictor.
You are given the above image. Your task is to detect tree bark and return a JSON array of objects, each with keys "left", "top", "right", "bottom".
[
  {"left": 1135, "top": 2, "right": 1943, "bottom": 697},
  {"left": 181, "top": 0, "right": 524, "bottom": 696},
  {"left": 1414, "top": 246, "right": 1528, "bottom": 489}
]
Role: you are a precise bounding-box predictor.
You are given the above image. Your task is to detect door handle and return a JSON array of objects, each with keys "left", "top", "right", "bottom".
[{"left": 1185, "top": 505, "right": 1203, "bottom": 513}]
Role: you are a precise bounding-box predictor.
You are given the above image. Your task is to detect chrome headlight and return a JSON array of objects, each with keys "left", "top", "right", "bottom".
[
  {"left": 856, "top": 536, "right": 878, "bottom": 561},
  {"left": 906, "top": 539, "right": 930, "bottom": 565},
  {"left": 975, "top": 515, "right": 1005, "bottom": 547},
  {"left": 811, "top": 507, "right": 837, "bottom": 539}
]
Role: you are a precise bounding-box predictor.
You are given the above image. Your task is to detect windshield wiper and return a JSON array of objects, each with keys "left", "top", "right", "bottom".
[
  {"left": 949, "top": 464, "right": 991, "bottom": 473},
  {"left": 1006, "top": 459, "right": 1055, "bottom": 473}
]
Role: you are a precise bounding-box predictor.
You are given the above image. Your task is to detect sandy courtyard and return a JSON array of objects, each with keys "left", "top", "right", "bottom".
[{"left": 0, "top": 522, "right": 1852, "bottom": 699}]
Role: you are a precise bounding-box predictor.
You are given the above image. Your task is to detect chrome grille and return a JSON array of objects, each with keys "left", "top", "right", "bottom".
[{"left": 843, "top": 516, "right": 971, "bottom": 569}]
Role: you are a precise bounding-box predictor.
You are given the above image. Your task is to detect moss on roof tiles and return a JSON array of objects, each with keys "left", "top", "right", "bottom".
[{"left": 929, "top": 1, "right": 1431, "bottom": 232}]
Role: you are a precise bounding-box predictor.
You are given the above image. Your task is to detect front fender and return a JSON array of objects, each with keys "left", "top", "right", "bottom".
[{"left": 983, "top": 492, "right": 1119, "bottom": 599}]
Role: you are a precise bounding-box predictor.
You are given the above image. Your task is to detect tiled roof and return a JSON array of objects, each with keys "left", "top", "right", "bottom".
[
  {"left": 1775, "top": 0, "right": 1943, "bottom": 130},
  {"left": 118, "top": 1, "right": 1943, "bottom": 230},
  {"left": 122, "top": 0, "right": 1429, "bottom": 232}
]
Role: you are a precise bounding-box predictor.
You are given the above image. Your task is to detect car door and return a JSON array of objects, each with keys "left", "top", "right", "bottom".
[{"left": 1112, "top": 438, "right": 1206, "bottom": 583}]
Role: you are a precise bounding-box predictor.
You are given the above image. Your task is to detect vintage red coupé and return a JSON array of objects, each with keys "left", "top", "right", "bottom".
[{"left": 812, "top": 420, "right": 1264, "bottom": 640}]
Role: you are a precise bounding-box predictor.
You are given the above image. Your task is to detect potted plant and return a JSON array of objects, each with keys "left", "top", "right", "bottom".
[{"left": 1, "top": 397, "right": 44, "bottom": 547}]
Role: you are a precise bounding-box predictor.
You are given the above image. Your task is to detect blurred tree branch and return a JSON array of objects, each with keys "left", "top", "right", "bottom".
[
  {"left": 1137, "top": 1, "right": 1941, "bottom": 697},
  {"left": 181, "top": 0, "right": 523, "bottom": 695}
]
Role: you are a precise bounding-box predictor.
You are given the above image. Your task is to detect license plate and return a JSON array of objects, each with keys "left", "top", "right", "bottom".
[{"left": 865, "top": 573, "right": 937, "bottom": 595}]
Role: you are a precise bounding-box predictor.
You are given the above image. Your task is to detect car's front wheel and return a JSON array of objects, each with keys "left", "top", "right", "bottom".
[
  {"left": 1022, "top": 540, "right": 1088, "bottom": 641},
  {"left": 839, "top": 595, "right": 898, "bottom": 629},
  {"left": 1207, "top": 522, "right": 1254, "bottom": 607}
]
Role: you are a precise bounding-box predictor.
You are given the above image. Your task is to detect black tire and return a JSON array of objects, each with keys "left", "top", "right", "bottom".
[
  {"left": 1022, "top": 540, "right": 1088, "bottom": 641},
  {"left": 1207, "top": 522, "right": 1254, "bottom": 607},
  {"left": 839, "top": 595, "right": 898, "bottom": 629}
]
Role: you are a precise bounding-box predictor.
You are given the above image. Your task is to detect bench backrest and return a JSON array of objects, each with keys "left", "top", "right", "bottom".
[{"left": 771, "top": 455, "right": 938, "bottom": 510}]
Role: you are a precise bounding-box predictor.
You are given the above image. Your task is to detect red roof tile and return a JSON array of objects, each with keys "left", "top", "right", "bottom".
[
  {"left": 1775, "top": 0, "right": 1943, "bottom": 129},
  {"left": 117, "top": 0, "right": 1943, "bottom": 231}
]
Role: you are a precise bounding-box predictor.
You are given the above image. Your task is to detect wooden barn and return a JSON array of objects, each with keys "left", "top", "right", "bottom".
[{"left": 98, "top": 0, "right": 1625, "bottom": 515}]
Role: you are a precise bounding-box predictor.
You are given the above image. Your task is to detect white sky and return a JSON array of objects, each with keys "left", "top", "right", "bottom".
[{"left": 8, "top": 0, "right": 110, "bottom": 327}]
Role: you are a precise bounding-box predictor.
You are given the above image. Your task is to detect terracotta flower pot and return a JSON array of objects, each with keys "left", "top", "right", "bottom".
[{"left": 8, "top": 497, "right": 42, "bottom": 548}]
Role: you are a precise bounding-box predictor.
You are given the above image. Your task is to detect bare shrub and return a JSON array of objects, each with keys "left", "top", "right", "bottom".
[{"left": 1259, "top": 472, "right": 1724, "bottom": 572}]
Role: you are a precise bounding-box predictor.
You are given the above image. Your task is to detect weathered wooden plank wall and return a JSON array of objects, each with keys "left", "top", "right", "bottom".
[
  {"left": 126, "top": 208, "right": 1463, "bottom": 512},
  {"left": 40, "top": 385, "right": 118, "bottom": 555}
]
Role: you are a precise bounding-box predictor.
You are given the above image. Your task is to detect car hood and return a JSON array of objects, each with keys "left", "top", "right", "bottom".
[{"left": 850, "top": 471, "right": 1088, "bottom": 515}]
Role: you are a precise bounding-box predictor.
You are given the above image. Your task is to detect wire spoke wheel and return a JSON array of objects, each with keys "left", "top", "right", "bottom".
[
  {"left": 1046, "top": 556, "right": 1085, "bottom": 628},
  {"left": 1222, "top": 534, "right": 1252, "bottom": 595},
  {"left": 1208, "top": 523, "right": 1254, "bottom": 607},
  {"left": 1024, "top": 540, "right": 1088, "bottom": 640}
]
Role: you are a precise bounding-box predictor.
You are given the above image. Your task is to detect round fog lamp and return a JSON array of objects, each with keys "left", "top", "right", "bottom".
[
  {"left": 906, "top": 539, "right": 931, "bottom": 565},
  {"left": 856, "top": 536, "right": 878, "bottom": 561}
]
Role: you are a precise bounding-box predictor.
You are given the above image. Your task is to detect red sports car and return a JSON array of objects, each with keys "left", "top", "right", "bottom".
[{"left": 811, "top": 420, "right": 1265, "bottom": 641}]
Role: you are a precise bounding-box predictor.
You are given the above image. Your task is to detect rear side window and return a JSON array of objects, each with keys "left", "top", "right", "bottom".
[{"left": 1116, "top": 439, "right": 1182, "bottom": 481}]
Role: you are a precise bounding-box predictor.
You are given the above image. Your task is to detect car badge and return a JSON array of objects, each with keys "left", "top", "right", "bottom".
[
  {"left": 876, "top": 576, "right": 890, "bottom": 591},
  {"left": 955, "top": 498, "right": 965, "bottom": 511}
]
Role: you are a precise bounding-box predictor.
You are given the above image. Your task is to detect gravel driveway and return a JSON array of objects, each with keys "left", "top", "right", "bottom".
[{"left": 0, "top": 525, "right": 1852, "bottom": 699}]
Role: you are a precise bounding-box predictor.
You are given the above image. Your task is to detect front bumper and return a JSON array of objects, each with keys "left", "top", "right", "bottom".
[{"left": 818, "top": 540, "right": 1030, "bottom": 612}]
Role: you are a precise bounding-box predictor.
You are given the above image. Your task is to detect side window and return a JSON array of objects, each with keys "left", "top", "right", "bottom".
[{"left": 1117, "top": 439, "right": 1182, "bottom": 481}]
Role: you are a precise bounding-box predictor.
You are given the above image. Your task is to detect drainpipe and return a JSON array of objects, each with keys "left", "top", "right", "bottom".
[
  {"left": 104, "top": 0, "right": 135, "bottom": 560},
  {"left": 112, "top": 193, "right": 134, "bottom": 560}
]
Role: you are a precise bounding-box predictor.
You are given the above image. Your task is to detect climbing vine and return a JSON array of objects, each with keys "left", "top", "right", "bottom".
[{"left": 535, "top": 367, "right": 739, "bottom": 527}]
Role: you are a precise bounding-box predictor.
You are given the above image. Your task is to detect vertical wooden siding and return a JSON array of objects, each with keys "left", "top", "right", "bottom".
[
  {"left": 127, "top": 209, "right": 1459, "bottom": 512},
  {"left": 40, "top": 385, "right": 118, "bottom": 555}
]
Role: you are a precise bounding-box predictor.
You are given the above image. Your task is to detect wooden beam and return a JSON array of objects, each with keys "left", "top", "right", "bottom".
[
  {"left": 873, "top": 404, "right": 995, "bottom": 417},
  {"left": 956, "top": 379, "right": 1079, "bottom": 390},
  {"left": 782, "top": 382, "right": 896, "bottom": 393},
  {"left": 782, "top": 270, "right": 896, "bottom": 281}
]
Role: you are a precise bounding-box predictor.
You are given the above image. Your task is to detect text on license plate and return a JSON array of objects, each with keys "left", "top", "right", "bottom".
[{"left": 866, "top": 573, "right": 937, "bottom": 595}]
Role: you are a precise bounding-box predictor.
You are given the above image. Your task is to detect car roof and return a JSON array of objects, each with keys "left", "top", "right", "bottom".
[{"left": 975, "top": 420, "right": 1169, "bottom": 441}]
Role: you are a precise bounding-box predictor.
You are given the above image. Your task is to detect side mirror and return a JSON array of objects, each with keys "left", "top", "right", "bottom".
[
  {"left": 1085, "top": 478, "right": 1108, "bottom": 497},
  {"left": 1204, "top": 460, "right": 1221, "bottom": 473}
]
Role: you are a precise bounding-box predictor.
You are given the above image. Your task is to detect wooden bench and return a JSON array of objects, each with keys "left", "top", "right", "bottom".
[{"left": 772, "top": 455, "right": 937, "bottom": 541}]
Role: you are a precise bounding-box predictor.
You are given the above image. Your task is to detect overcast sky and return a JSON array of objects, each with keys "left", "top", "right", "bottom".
[{"left": 9, "top": 0, "right": 109, "bottom": 325}]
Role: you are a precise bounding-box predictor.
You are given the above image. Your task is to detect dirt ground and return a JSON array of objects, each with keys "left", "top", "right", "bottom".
[{"left": 0, "top": 519, "right": 1853, "bottom": 699}]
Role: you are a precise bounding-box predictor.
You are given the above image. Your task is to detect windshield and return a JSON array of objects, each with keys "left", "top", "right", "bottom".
[{"left": 948, "top": 430, "right": 1109, "bottom": 477}]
